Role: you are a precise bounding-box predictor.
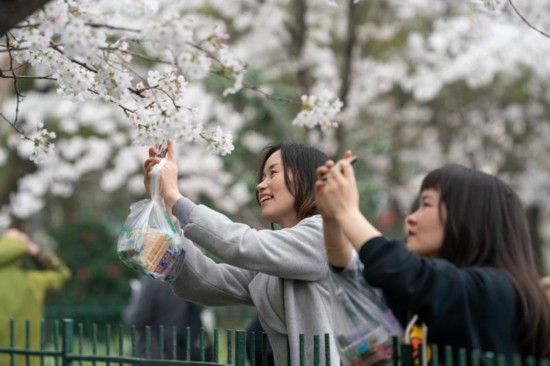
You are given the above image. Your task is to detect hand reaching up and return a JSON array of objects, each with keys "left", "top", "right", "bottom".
[
  {"left": 143, "top": 140, "right": 183, "bottom": 209},
  {"left": 315, "top": 150, "right": 360, "bottom": 221}
]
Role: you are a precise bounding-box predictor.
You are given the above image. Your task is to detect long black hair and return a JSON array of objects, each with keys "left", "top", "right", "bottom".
[
  {"left": 256, "top": 142, "right": 328, "bottom": 221},
  {"left": 421, "top": 164, "right": 550, "bottom": 358}
]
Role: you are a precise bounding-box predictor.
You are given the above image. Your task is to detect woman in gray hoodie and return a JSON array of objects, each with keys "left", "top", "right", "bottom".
[{"left": 144, "top": 140, "right": 339, "bottom": 365}]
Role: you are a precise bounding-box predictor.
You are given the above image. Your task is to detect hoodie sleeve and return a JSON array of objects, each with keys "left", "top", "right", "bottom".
[
  {"left": 0, "top": 234, "right": 28, "bottom": 267},
  {"left": 172, "top": 200, "right": 327, "bottom": 281},
  {"left": 27, "top": 264, "right": 71, "bottom": 293}
]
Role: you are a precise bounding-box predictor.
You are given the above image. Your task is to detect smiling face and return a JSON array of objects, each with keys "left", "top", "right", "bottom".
[
  {"left": 256, "top": 150, "right": 298, "bottom": 228},
  {"left": 404, "top": 189, "right": 446, "bottom": 258}
]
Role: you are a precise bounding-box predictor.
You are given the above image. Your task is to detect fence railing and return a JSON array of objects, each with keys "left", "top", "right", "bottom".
[
  {"left": 1, "top": 318, "right": 547, "bottom": 366},
  {"left": 44, "top": 305, "right": 257, "bottom": 330}
]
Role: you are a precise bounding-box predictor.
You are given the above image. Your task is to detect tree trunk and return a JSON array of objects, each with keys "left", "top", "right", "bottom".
[
  {"left": 0, "top": 0, "right": 52, "bottom": 37},
  {"left": 527, "top": 205, "right": 546, "bottom": 275}
]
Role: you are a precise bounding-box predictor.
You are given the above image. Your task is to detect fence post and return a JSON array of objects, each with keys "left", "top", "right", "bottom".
[
  {"left": 213, "top": 329, "right": 219, "bottom": 363},
  {"left": 391, "top": 336, "right": 400, "bottom": 366},
  {"left": 299, "top": 334, "right": 305, "bottom": 366},
  {"left": 62, "top": 319, "right": 73, "bottom": 366},
  {"left": 444, "top": 345, "right": 454, "bottom": 366},
  {"left": 324, "top": 333, "right": 331, "bottom": 366},
  {"left": 313, "top": 335, "right": 320, "bottom": 366},
  {"left": 235, "top": 330, "right": 246, "bottom": 366},
  {"left": 248, "top": 331, "right": 256, "bottom": 366},
  {"left": 200, "top": 327, "right": 206, "bottom": 362},
  {"left": 400, "top": 344, "right": 414, "bottom": 366},
  {"left": 458, "top": 348, "right": 466, "bottom": 366},
  {"left": 10, "top": 319, "right": 15, "bottom": 366},
  {"left": 227, "top": 329, "right": 233, "bottom": 365},
  {"left": 524, "top": 356, "right": 536, "bottom": 366},
  {"left": 484, "top": 352, "right": 495, "bottom": 366},
  {"left": 430, "top": 344, "right": 439, "bottom": 366}
]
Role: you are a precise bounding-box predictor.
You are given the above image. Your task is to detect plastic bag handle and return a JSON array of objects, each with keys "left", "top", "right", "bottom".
[{"left": 150, "top": 159, "right": 167, "bottom": 204}]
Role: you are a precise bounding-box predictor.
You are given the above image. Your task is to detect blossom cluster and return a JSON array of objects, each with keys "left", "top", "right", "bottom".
[
  {"left": 4, "top": 0, "right": 248, "bottom": 160},
  {"left": 2, "top": 0, "right": 550, "bottom": 235},
  {"left": 466, "top": 0, "right": 507, "bottom": 13},
  {"left": 292, "top": 92, "right": 343, "bottom": 130}
]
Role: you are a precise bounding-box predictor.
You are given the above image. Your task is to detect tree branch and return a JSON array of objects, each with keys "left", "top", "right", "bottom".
[{"left": 508, "top": 0, "right": 550, "bottom": 39}]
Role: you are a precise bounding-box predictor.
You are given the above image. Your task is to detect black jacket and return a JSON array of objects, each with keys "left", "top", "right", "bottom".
[{"left": 358, "top": 236, "right": 521, "bottom": 359}]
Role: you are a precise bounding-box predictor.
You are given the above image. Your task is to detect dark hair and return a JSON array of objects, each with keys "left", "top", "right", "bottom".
[
  {"left": 256, "top": 142, "right": 328, "bottom": 222},
  {"left": 420, "top": 164, "right": 550, "bottom": 358}
]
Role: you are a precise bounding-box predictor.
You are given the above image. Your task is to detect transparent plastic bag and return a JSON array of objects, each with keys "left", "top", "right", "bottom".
[
  {"left": 329, "top": 258, "right": 403, "bottom": 366},
  {"left": 117, "top": 160, "right": 185, "bottom": 283}
]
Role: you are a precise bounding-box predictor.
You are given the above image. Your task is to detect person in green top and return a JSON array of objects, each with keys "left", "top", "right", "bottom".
[{"left": 0, "top": 228, "right": 71, "bottom": 366}]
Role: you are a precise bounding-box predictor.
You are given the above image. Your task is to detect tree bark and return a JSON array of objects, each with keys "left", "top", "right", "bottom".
[
  {"left": 335, "top": 0, "right": 360, "bottom": 150},
  {"left": 527, "top": 205, "right": 546, "bottom": 275},
  {"left": 0, "top": 0, "right": 52, "bottom": 37}
]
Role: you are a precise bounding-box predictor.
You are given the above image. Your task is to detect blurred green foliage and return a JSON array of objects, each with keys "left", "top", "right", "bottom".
[{"left": 46, "top": 220, "right": 134, "bottom": 306}]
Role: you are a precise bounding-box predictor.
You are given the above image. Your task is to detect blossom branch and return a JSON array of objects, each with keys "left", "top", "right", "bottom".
[
  {"left": 508, "top": 0, "right": 550, "bottom": 39},
  {"left": 5, "top": 33, "right": 23, "bottom": 128},
  {"left": 0, "top": 112, "right": 30, "bottom": 140}
]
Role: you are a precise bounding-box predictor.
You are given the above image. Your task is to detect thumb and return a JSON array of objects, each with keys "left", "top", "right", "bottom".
[{"left": 167, "top": 139, "right": 176, "bottom": 162}]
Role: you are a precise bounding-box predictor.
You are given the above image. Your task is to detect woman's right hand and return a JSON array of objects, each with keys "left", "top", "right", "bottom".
[
  {"left": 144, "top": 140, "right": 183, "bottom": 209},
  {"left": 315, "top": 159, "right": 336, "bottom": 221},
  {"left": 315, "top": 150, "right": 358, "bottom": 221}
]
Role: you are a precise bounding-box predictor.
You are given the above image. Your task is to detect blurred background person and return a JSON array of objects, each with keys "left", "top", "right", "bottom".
[
  {"left": 123, "top": 274, "right": 212, "bottom": 361},
  {"left": 0, "top": 228, "right": 71, "bottom": 366}
]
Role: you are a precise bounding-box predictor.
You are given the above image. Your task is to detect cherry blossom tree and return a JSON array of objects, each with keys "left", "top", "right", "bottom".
[{"left": 1, "top": 0, "right": 549, "bottom": 270}]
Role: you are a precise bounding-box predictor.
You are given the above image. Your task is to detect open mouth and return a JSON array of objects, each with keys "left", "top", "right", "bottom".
[{"left": 259, "top": 195, "right": 273, "bottom": 204}]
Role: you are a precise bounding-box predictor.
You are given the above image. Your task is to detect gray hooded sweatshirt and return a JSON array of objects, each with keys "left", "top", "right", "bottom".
[{"left": 170, "top": 197, "right": 339, "bottom": 366}]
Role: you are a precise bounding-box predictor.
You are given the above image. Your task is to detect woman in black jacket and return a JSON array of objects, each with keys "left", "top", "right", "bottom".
[{"left": 315, "top": 154, "right": 550, "bottom": 361}]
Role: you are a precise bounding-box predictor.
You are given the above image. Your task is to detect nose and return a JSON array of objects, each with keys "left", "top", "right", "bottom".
[
  {"left": 256, "top": 178, "right": 267, "bottom": 193},
  {"left": 405, "top": 211, "right": 417, "bottom": 228}
]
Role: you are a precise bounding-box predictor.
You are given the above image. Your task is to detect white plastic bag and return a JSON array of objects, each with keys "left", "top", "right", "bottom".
[
  {"left": 117, "top": 160, "right": 185, "bottom": 283},
  {"left": 329, "top": 258, "right": 403, "bottom": 366}
]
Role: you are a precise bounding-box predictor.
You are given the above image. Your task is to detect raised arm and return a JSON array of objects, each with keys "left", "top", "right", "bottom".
[
  {"left": 172, "top": 200, "right": 328, "bottom": 281},
  {"left": 314, "top": 155, "right": 354, "bottom": 268},
  {"left": 170, "top": 233, "right": 256, "bottom": 306},
  {"left": 145, "top": 140, "right": 329, "bottom": 281}
]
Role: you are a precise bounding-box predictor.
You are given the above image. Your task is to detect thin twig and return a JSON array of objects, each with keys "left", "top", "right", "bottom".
[
  {"left": 86, "top": 88, "right": 137, "bottom": 115},
  {"left": 0, "top": 75, "right": 56, "bottom": 80},
  {"left": 50, "top": 43, "right": 98, "bottom": 73},
  {"left": 0, "top": 63, "right": 29, "bottom": 73},
  {"left": 86, "top": 22, "right": 140, "bottom": 33},
  {"left": 0, "top": 113, "right": 32, "bottom": 142},
  {"left": 5, "top": 33, "right": 23, "bottom": 128},
  {"left": 209, "top": 69, "right": 299, "bottom": 106},
  {"left": 508, "top": 0, "right": 550, "bottom": 39},
  {"left": 187, "top": 42, "right": 300, "bottom": 106},
  {"left": 0, "top": 47, "right": 30, "bottom": 53},
  {"left": 112, "top": 48, "right": 172, "bottom": 65}
]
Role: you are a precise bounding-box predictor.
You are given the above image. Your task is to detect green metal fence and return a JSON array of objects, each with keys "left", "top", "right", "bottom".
[
  {"left": 1, "top": 318, "right": 547, "bottom": 366},
  {"left": 44, "top": 305, "right": 257, "bottom": 331}
]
